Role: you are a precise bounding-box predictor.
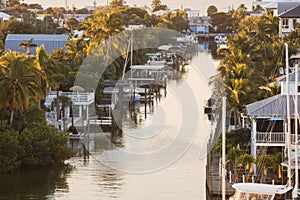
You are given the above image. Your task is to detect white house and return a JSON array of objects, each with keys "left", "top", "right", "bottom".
[
  {"left": 0, "top": 11, "right": 11, "bottom": 22},
  {"left": 278, "top": 5, "right": 300, "bottom": 37},
  {"left": 245, "top": 55, "right": 300, "bottom": 159}
]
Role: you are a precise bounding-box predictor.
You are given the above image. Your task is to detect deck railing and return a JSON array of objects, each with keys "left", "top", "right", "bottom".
[
  {"left": 60, "top": 92, "right": 94, "bottom": 103},
  {"left": 256, "top": 132, "right": 285, "bottom": 143},
  {"left": 256, "top": 132, "right": 297, "bottom": 145}
]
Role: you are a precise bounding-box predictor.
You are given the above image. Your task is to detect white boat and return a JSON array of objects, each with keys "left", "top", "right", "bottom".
[
  {"left": 229, "top": 183, "right": 292, "bottom": 200},
  {"left": 214, "top": 34, "right": 227, "bottom": 44}
]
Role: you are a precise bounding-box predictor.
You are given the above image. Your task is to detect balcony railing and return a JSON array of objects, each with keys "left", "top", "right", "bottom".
[
  {"left": 60, "top": 92, "right": 94, "bottom": 103},
  {"left": 256, "top": 132, "right": 296, "bottom": 145},
  {"left": 256, "top": 132, "right": 285, "bottom": 144}
]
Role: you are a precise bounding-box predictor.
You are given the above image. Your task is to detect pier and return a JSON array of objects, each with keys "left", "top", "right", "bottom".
[{"left": 206, "top": 154, "right": 235, "bottom": 199}]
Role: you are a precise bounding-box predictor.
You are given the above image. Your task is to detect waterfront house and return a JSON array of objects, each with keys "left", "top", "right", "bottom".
[
  {"left": 45, "top": 90, "right": 95, "bottom": 131},
  {"left": 245, "top": 60, "right": 300, "bottom": 160},
  {"left": 278, "top": 5, "right": 300, "bottom": 37},
  {"left": 189, "top": 22, "right": 210, "bottom": 34}
]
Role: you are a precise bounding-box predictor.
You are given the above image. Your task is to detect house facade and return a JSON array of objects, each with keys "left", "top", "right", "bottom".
[
  {"left": 278, "top": 5, "right": 300, "bottom": 37},
  {"left": 246, "top": 56, "right": 300, "bottom": 160}
]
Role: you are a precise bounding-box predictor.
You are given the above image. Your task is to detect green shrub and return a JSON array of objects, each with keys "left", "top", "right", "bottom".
[
  {"left": 19, "top": 124, "right": 74, "bottom": 167},
  {"left": 0, "top": 124, "right": 74, "bottom": 173},
  {"left": 0, "top": 130, "right": 22, "bottom": 173}
]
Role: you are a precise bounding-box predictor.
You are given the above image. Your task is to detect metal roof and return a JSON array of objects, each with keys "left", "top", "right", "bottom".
[
  {"left": 276, "top": 71, "right": 300, "bottom": 82},
  {"left": 278, "top": 4, "right": 300, "bottom": 17},
  {"left": 5, "top": 34, "right": 69, "bottom": 54},
  {"left": 246, "top": 94, "right": 300, "bottom": 117},
  {"left": 277, "top": 1, "right": 300, "bottom": 17},
  {"left": 264, "top": 0, "right": 300, "bottom": 14}
]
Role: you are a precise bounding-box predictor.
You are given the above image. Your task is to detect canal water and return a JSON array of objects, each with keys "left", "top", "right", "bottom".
[{"left": 0, "top": 51, "right": 219, "bottom": 200}]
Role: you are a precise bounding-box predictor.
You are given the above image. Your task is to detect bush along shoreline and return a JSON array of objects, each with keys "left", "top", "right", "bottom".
[{"left": 0, "top": 124, "right": 74, "bottom": 173}]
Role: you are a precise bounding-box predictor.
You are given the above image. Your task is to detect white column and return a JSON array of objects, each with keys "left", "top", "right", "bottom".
[
  {"left": 79, "top": 105, "right": 82, "bottom": 118},
  {"left": 284, "top": 120, "right": 288, "bottom": 158},
  {"left": 286, "top": 43, "right": 292, "bottom": 187},
  {"left": 251, "top": 118, "right": 257, "bottom": 176},
  {"left": 86, "top": 105, "right": 89, "bottom": 122},
  {"left": 251, "top": 118, "right": 257, "bottom": 159}
]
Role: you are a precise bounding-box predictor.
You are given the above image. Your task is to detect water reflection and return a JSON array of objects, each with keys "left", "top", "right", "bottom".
[
  {"left": 63, "top": 156, "right": 124, "bottom": 200},
  {"left": 0, "top": 166, "right": 71, "bottom": 199}
]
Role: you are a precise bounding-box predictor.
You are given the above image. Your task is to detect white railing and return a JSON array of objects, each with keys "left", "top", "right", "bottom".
[
  {"left": 256, "top": 132, "right": 297, "bottom": 145},
  {"left": 256, "top": 132, "right": 285, "bottom": 143},
  {"left": 60, "top": 92, "right": 94, "bottom": 103},
  {"left": 256, "top": 132, "right": 299, "bottom": 145}
]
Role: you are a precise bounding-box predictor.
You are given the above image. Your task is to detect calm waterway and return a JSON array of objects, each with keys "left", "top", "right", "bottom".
[{"left": 0, "top": 50, "right": 218, "bottom": 200}]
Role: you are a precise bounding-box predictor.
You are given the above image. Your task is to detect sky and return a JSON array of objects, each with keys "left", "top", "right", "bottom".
[{"left": 23, "top": 0, "right": 253, "bottom": 15}]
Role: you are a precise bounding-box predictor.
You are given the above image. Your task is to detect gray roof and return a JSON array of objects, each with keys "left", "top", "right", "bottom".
[
  {"left": 278, "top": 5, "right": 300, "bottom": 17},
  {"left": 276, "top": 72, "right": 300, "bottom": 82},
  {"left": 246, "top": 94, "right": 300, "bottom": 117},
  {"left": 264, "top": 1, "right": 300, "bottom": 14},
  {"left": 5, "top": 34, "right": 69, "bottom": 54},
  {"left": 264, "top": 0, "right": 280, "bottom": 9}
]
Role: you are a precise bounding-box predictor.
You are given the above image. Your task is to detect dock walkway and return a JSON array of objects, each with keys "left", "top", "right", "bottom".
[{"left": 207, "top": 155, "right": 235, "bottom": 197}]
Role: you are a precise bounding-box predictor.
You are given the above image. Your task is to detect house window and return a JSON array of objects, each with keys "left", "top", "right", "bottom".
[
  {"left": 282, "top": 19, "right": 289, "bottom": 29},
  {"left": 298, "top": 85, "right": 300, "bottom": 92}
]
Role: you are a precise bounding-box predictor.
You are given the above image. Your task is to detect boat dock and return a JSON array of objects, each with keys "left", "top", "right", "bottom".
[{"left": 206, "top": 155, "right": 235, "bottom": 199}]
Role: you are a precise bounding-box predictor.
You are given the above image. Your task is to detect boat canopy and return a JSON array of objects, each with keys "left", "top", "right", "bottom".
[
  {"left": 233, "top": 183, "right": 292, "bottom": 195},
  {"left": 233, "top": 183, "right": 277, "bottom": 195}
]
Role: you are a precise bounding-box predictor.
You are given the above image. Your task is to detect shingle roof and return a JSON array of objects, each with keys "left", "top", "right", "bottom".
[
  {"left": 278, "top": 5, "right": 300, "bottom": 18},
  {"left": 5, "top": 34, "right": 69, "bottom": 54},
  {"left": 246, "top": 94, "right": 300, "bottom": 117}
]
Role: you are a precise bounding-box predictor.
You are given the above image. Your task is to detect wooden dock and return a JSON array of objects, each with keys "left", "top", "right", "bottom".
[{"left": 206, "top": 155, "right": 235, "bottom": 199}]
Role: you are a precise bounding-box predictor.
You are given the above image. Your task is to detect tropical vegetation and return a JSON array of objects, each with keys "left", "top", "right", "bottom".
[
  {"left": 212, "top": 8, "right": 300, "bottom": 126},
  {"left": 0, "top": 0, "right": 190, "bottom": 173}
]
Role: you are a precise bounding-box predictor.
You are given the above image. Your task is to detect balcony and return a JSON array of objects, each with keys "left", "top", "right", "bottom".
[
  {"left": 60, "top": 92, "right": 94, "bottom": 105},
  {"left": 256, "top": 132, "right": 285, "bottom": 145},
  {"left": 256, "top": 132, "right": 297, "bottom": 146}
]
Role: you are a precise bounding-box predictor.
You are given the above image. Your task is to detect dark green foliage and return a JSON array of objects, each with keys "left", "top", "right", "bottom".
[
  {"left": 19, "top": 124, "right": 74, "bottom": 167},
  {"left": 210, "top": 12, "right": 233, "bottom": 33},
  {"left": 214, "top": 128, "right": 251, "bottom": 155},
  {"left": 0, "top": 130, "right": 22, "bottom": 173},
  {"left": 0, "top": 124, "right": 74, "bottom": 173},
  {"left": 226, "top": 128, "right": 251, "bottom": 149}
]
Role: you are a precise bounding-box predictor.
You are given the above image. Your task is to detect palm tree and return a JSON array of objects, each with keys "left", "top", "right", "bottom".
[
  {"left": 151, "top": 0, "right": 167, "bottom": 12},
  {"left": 35, "top": 45, "right": 59, "bottom": 92},
  {"left": 81, "top": 10, "right": 124, "bottom": 41},
  {"left": 19, "top": 38, "right": 37, "bottom": 55},
  {"left": 0, "top": 51, "right": 43, "bottom": 124},
  {"left": 64, "top": 35, "right": 87, "bottom": 65}
]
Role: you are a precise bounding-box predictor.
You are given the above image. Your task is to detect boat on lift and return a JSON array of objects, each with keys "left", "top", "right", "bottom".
[{"left": 229, "top": 183, "right": 292, "bottom": 200}]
